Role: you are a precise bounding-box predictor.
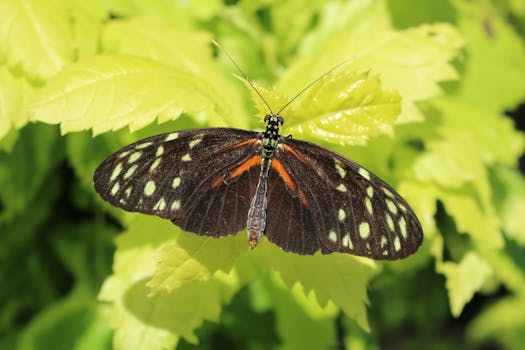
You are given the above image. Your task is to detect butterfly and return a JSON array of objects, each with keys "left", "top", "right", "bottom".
[{"left": 93, "top": 43, "right": 423, "bottom": 260}]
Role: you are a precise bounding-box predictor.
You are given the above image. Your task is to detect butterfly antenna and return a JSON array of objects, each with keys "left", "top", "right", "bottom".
[
  {"left": 212, "top": 40, "right": 274, "bottom": 115},
  {"left": 275, "top": 57, "right": 353, "bottom": 116}
]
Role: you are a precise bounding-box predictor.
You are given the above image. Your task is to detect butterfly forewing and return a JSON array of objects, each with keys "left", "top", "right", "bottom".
[
  {"left": 275, "top": 137, "right": 423, "bottom": 260},
  {"left": 94, "top": 128, "right": 261, "bottom": 236}
]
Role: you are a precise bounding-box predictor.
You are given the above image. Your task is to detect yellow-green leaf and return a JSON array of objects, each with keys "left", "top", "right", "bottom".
[
  {"left": 437, "top": 252, "right": 492, "bottom": 317},
  {"left": 0, "top": 65, "right": 35, "bottom": 140},
  {"left": 285, "top": 71, "right": 400, "bottom": 145},
  {"left": 0, "top": 0, "right": 74, "bottom": 81},
  {"left": 252, "top": 241, "right": 378, "bottom": 331},
  {"left": 29, "top": 54, "right": 238, "bottom": 135},
  {"left": 280, "top": 23, "right": 463, "bottom": 124},
  {"left": 147, "top": 231, "right": 247, "bottom": 294}
]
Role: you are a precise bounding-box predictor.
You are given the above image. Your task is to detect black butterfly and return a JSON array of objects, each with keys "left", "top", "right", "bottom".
[{"left": 93, "top": 45, "right": 423, "bottom": 260}]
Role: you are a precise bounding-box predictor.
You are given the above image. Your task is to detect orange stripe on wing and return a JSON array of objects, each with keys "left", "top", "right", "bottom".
[
  {"left": 229, "top": 138, "right": 258, "bottom": 150},
  {"left": 299, "top": 190, "right": 308, "bottom": 206},
  {"left": 211, "top": 174, "right": 225, "bottom": 189},
  {"left": 281, "top": 144, "right": 307, "bottom": 163},
  {"left": 227, "top": 156, "right": 261, "bottom": 181},
  {"left": 271, "top": 159, "right": 297, "bottom": 195}
]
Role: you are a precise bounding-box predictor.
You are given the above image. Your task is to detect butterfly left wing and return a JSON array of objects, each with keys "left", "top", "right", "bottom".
[
  {"left": 93, "top": 128, "right": 262, "bottom": 237},
  {"left": 267, "top": 136, "right": 423, "bottom": 260}
]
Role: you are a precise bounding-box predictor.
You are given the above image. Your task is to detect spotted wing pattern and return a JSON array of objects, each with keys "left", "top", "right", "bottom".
[
  {"left": 93, "top": 128, "right": 261, "bottom": 237},
  {"left": 268, "top": 137, "right": 423, "bottom": 260}
]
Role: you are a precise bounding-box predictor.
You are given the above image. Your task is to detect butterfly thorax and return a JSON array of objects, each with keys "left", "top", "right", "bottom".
[{"left": 261, "top": 114, "right": 284, "bottom": 159}]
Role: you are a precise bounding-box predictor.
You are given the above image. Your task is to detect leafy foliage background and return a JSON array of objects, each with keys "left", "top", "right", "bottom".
[{"left": 1, "top": 0, "right": 525, "bottom": 349}]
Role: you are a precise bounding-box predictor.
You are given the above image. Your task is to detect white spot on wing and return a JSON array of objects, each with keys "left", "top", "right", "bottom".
[
  {"left": 111, "top": 182, "right": 119, "bottom": 196},
  {"left": 135, "top": 141, "right": 152, "bottom": 149},
  {"left": 149, "top": 158, "right": 161, "bottom": 172},
  {"left": 359, "top": 222, "right": 370, "bottom": 239},
  {"left": 386, "top": 199, "right": 398, "bottom": 215},
  {"left": 365, "top": 197, "right": 373, "bottom": 214},
  {"left": 189, "top": 135, "right": 203, "bottom": 149},
  {"left": 367, "top": 186, "right": 374, "bottom": 198},
  {"left": 144, "top": 180, "right": 156, "bottom": 196},
  {"left": 165, "top": 132, "right": 179, "bottom": 141},
  {"left": 154, "top": 198, "right": 166, "bottom": 211},
  {"left": 358, "top": 168, "right": 370, "bottom": 180},
  {"left": 394, "top": 236, "right": 401, "bottom": 251},
  {"left": 172, "top": 177, "right": 181, "bottom": 189},
  {"left": 155, "top": 146, "right": 164, "bottom": 157},
  {"left": 383, "top": 187, "right": 394, "bottom": 198},
  {"left": 334, "top": 159, "right": 346, "bottom": 178},
  {"left": 386, "top": 213, "right": 395, "bottom": 231},
  {"left": 124, "top": 164, "right": 137, "bottom": 179},
  {"left": 337, "top": 184, "right": 347, "bottom": 192},
  {"left": 342, "top": 234, "right": 353, "bottom": 249},
  {"left": 328, "top": 231, "right": 337, "bottom": 242},
  {"left": 128, "top": 152, "right": 142, "bottom": 163},
  {"left": 338, "top": 209, "right": 346, "bottom": 222},
  {"left": 110, "top": 163, "right": 123, "bottom": 181},
  {"left": 171, "top": 200, "right": 181, "bottom": 211},
  {"left": 181, "top": 153, "right": 191, "bottom": 161},
  {"left": 399, "top": 217, "right": 407, "bottom": 239},
  {"left": 118, "top": 150, "right": 130, "bottom": 158},
  {"left": 381, "top": 235, "right": 388, "bottom": 247}
]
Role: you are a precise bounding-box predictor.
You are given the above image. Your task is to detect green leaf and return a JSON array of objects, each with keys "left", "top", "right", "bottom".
[
  {"left": 252, "top": 241, "right": 379, "bottom": 331},
  {"left": 101, "top": 18, "right": 248, "bottom": 128},
  {"left": 280, "top": 23, "right": 463, "bottom": 124},
  {"left": 490, "top": 166, "right": 525, "bottom": 246},
  {"left": 468, "top": 295, "right": 525, "bottom": 349},
  {"left": 283, "top": 71, "right": 401, "bottom": 146},
  {"left": 430, "top": 97, "right": 525, "bottom": 166},
  {"left": 452, "top": 0, "right": 525, "bottom": 112},
  {"left": 0, "top": 65, "right": 35, "bottom": 141},
  {"left": 147, "top": 229, "right": 247, "bottom": 294},
  {"left": 263, "top": 272, "right": 338, "bottom": 350},
  {"left": 0, "top": 123, "right": 63, "bottom": 222},
  {"left": 29, "top": 54, "right": 243, "bottom": 135},
  {"left": 268, "top": 0, "right": 327, "bottom": 61},
  {"left": 17, "top": 292, "right": 113, "bottom": 350},
  {"left": 99, "top": 216, "right": 243, "bottom": 348},
  {"left": 0, "top": 0, "right": 74, "bottom": 81},
  {"left": 413, "top": 132, "right": 487, "bottom": 189},
  {"left": 249, "top": 71, "right": 401, "bottom": 146},
  {"left": 437, "top": 252, "right": 492, "bottom": 317},
  {"left": 387, "top": 0, "right": 457, "bottom": 28},
  {"left": 102, "top": 0, "right": 221, "bottom": 27},
  {"left": 299, "top": 0, "right": 393, "bottom": 55},
  {"left": 71, "top": 0, "right": 107, "bottom": 58}
]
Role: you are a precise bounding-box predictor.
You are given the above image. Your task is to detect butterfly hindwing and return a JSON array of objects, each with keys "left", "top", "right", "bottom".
[
  {"left": 275, "top": 137, "right": 423, "bottom": 260},
  {"left": 94, "top": 128, "right": 261, "bottom": 237},
  {"left": 264, "top": 166, "right": 323, "bottom": 254}
]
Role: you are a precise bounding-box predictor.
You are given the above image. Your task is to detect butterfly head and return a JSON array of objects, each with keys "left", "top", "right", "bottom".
[
  {"left": 264, "top": 114, "right": 284, "bottom": 129},
  {"left": 264, "top": 114, "right": 284, "bottom": 137}
]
